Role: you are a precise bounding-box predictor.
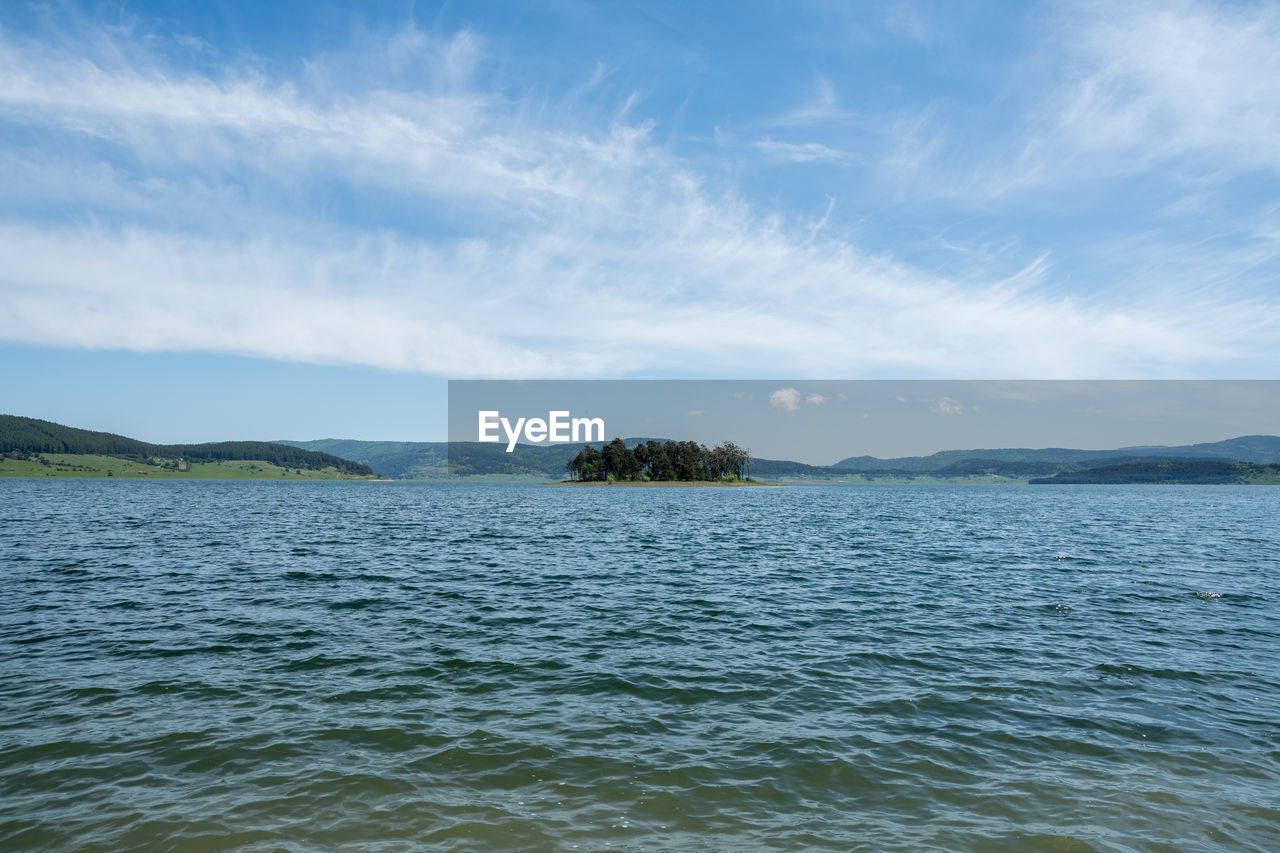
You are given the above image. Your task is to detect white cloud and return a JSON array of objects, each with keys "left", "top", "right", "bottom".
[
  {"left": 0, "top": 22, "right": 1275, "bottom": 378},
  {"left": 753, "top": 137, "right": 850, "bottom": 164},
  {"left": 805, "top": 393, "right": 829, "bottom": 406},
  {"left": 770, "top": 388, "right": 802, "bottom": 411},
  {"left": 765, "top": 74, "right": 853, "bottom": 128},
  {"left": 994, "top": 1, "right": 1280, "bottom": 191},
  {"left": 1070, "top": 2, "right": 1280, "bottom": 166}
]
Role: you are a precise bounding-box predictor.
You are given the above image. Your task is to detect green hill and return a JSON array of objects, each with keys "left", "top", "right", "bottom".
[
  {"left": 1, "top": 415, "right": 374, "bottom": 477},
  {"left": 280, "top": 439, "right": 449, "bottom": 479}
]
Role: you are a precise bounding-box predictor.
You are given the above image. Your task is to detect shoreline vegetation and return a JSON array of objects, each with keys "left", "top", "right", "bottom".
[{"left": 1028, "top": 459, "right": 1280, "bottom": 485}]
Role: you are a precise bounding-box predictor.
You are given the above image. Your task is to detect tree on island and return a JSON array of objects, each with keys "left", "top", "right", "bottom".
[
  {"left": 565, "top": 439, "right": 751, "bottom": 482},
  {"left": 646, "top": 441, "right": 676, "bottom": 480},
  {"left": 602, "top": 438, "right": 639, "bottom": 480},
  {"left": 565, "top": 444, "right": 603, "bottom": 481}
]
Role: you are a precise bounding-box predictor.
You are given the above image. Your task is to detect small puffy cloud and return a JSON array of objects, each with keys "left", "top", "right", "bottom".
[
  {"left": 685, "top": 409, "right": 704, "bottom": 416},
  {"left": 932, "top": 396, "right": 963, "bottom": 415},
  {"left": 895, "top": 395, "right": 907, "bottom": 403},
  {"left": 805, "top": 393, "right": 829, "bottom": 406},
  {"left": 770, "top": 387, "right": 802, "bottom": 411}
]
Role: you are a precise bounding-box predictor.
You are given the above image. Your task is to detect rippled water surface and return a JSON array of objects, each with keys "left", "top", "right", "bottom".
[{"left": 2, "top": 481, "right": 1278, "bottom": 851}]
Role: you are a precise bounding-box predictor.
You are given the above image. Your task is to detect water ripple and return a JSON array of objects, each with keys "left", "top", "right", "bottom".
[{"left": 1, "top": 481, "right": 1278, "bottom": 851}]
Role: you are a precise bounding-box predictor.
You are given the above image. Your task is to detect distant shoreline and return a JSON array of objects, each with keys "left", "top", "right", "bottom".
[
  {"left": 0, "top": 452, "right": 384, "bottom": 481},
  {"left": 547, "top": 479, "right": 780, "bottom": 487}
]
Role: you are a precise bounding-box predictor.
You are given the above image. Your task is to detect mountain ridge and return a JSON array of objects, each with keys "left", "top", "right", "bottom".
[
  {"left": 832, "top": 435, "right": 1280, "bottom": 470},
  {"left": 280, "top": 435, "right": 1280, "bottom": 480}
]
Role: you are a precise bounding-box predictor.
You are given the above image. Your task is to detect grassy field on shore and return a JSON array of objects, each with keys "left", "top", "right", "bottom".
[{"left": 0, "top": 453, "right": 382, "bottom": 480}]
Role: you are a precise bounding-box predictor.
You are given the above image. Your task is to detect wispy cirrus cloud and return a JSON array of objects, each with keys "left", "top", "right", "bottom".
[
  {"left": 762, "top": 74, "right": 853, "bottom": 128},
  {"left": 989, "top": 0, "right": 1280, "bottom": 192},
  {"left": 0, "top": 14, "right": 1276, "bottom": 379},
  {"left": 753, "top": 137, "right": 850, "bottom": 164}
]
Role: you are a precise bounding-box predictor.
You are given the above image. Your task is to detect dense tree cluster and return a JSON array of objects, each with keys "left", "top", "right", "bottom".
[
  {"left": 565, "top": 438, "right": 751, "bottom": 482},
  {"left": 0, "top": 415, "right": 373, "bottom": 475}
]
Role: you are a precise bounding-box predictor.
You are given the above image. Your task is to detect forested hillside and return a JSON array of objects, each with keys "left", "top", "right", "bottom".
[
  {"left": 1030, "top": 460, "right": 1280, "bottom": 484},
  {"left": 1, "top": 415, "right": 373, "bottom": 475}
]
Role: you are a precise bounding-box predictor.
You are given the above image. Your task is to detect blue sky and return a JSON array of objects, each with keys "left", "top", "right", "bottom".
[{"left": 2, "top": 1, "right": 1279, "bottom": 441}]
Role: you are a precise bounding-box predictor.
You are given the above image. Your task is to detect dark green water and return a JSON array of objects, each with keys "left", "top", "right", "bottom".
[{"left": 2, "top": 481, "right": 1278, "bottom": 851}]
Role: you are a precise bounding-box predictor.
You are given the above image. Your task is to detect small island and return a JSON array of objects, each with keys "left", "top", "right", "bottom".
[{"left": 555, "top": 438, "right": 773, "bottom": 485}]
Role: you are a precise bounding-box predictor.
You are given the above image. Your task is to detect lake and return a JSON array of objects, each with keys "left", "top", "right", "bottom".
[{"left": 2, "top": 481, "right": 1278, "bottom": 851}]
